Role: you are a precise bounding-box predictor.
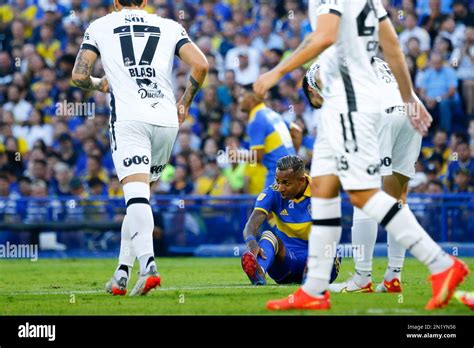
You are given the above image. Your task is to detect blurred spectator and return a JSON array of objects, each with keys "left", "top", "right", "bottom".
[
  {"left": 29, "top": 159, "right": 49, "bottom": 182},
  {"left": 50, "top": 161, "right": 72, "bottom": 196},
  {"left": 399, "top": 12, "right": 431, "bottom": 53},
  {"left": 56, "top": 133, "right": 78, "bottom": 167},
  {"left": 70, "top": 177, "right": 87, "bottom": 199},
  {"left": 15, "top": 108, "right": 54, "bottom": 149},
  {"left": 3, "top": 84, "right": 33, "bottom": 123},
  {"left": 225, "top": 31, "right": 260, "bottom": 84},
  {"left": 452, "top": 168, "right": 474, "bottom": 192},
  {"left": 446, "top": 141, "right": 474, "bottom": 188},
  {"left": 221, "top": 137, "right": 246, "bottom": 193},
  {"left": 0, "top": 0, "right": 471, "bottom": 199},
  {"left": 251, "top": 19, "right": 285, "bottom": 53},
  {"left": 420, "top": 0, "right": 449, "bottom": 42},
  {"left": 88, "top": 177, "right": 106, "bottom": 196},
  {"left": 0, "top": 174, "right": 10, "bottom": 197},
  {"left": 451, "top": 26, "right": 474, "bottom": 117},
  {"left": 194, "top": 156, "right": 231, "bottom": 196},
  {"left": 417, "top": 52, "right": 461, "bottom": 132},
  {"left": 469, "top": 120, "right": 474, "bottom": 156},
  {"left": 81, "top": 155, "right": 109, "bottom": 184},
  {"left": 169, "top": 164, "right": 194, "bottom": 195},
  {"left": 426, "top": 179, "right": 446, "bottom": 193},
  {"left": 0, "top": 52, "right": 14, "bottom": 89},
  {"left": 108, "top": 176, "right": 123, "bottom": 198},
  {"left": 188, "top": 151, "right": 205, "bottom": 181},
  {"left": 17, "top": 176, "right": 32, "bottom": 197},
  {"left": 406, "top": 37, "right": 429, "bottom": 73},
  {"left": 452, "top": 0, "right": 474, "bottom": 26},
  {"left": 36, "top": 24, "right": 61, "bottom": 66}
]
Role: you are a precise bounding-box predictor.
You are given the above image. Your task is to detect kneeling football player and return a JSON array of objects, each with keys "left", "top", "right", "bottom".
[{"left": 241, "top": 155, "right": 340, "bottom": 285}]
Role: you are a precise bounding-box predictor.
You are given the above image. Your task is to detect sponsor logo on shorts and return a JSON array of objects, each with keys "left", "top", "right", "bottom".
[
  {"left": 366, "top": 163, "right": 381, "bottom": 175},
  {"left": 150, "top": 164, "right": 165, "bottom": 175},
  {"left": 123, "top": 155, "right": 150, "bottom": 167},
  {"left": 380, "top": 157, "right": 392, "bottom": 167}
]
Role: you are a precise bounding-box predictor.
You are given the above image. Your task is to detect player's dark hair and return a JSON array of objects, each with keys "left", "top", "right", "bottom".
[
  {"left": 118, "top": 0, "right": 144, "bottom": 7},
  {"left": 302, "top": 75, "right": 321, "bottom": 109},
  {"left": 277, "top": 155, "right": 305, "bottom": 176}
]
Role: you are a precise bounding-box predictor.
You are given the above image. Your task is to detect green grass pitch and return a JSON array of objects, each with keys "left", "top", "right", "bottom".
[{"left": 1, "top": 257, "right": 473, "bottom": 315}]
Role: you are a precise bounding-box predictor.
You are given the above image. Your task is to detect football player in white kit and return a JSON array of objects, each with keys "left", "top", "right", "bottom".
[
  {"left": 302, "top": 58, "right": 422, "bottom": 293},
  {"left": 71, "top": 0, "right": 208, "bottom": 296},
  {"left": 254, "top": 0, "right": 469, "bottom": 310}
]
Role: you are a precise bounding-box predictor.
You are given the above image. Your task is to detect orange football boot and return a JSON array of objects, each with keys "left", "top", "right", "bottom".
[
  {"left": 266, "top": 288, "right": 330, "bottom": 311},
  {"left": 425, "top": 257, "right": 469, "bottom": 310}
]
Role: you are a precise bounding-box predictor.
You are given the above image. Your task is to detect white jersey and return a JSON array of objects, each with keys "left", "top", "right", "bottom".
[
  {"left": 82, "top": 9, "right": 191, "bottom": 127},
  {"left": 371, "top": 57, "right": 404, "bottom": 110},
  {"left": 308, "top": 0, "right": 388, "bottom": 114}
]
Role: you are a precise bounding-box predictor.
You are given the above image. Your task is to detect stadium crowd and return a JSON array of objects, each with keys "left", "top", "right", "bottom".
[{"left": 0, "top": 0, "right": 473, "bottom": 203}]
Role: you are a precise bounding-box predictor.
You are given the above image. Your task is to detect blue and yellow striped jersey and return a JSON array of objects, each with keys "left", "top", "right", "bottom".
[
  {"left": 246, "top": 103, "right": 296, "bottom": 187},
  {"left": 254, "top": 176, "right": 311, "bottom": 252}
]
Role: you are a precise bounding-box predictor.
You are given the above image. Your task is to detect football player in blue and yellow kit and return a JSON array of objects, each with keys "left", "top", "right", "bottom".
[
  {"left": 241, "top": 155, "right": 340, "bottom": 285},
  {"left": 239, "top": 85, "right": 302, "bottom": 188}
]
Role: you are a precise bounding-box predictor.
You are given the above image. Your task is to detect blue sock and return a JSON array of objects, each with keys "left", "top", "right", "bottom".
[{"left": 257, "top": 238, "right": 276, "bottom": 273}]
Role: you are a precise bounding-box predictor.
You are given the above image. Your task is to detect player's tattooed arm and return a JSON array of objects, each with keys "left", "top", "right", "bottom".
[
  {"left": 72, "top": 49, "right": 109, "bottom": 93},
  {"left": 175, "top": 41, "right": 209, "bottom": 125},
  {"left": 181, "top": 76, "right": 201, "bottom": 107},
  {"left": 243, "top": 210, "right": 267, "bottom": 254}
]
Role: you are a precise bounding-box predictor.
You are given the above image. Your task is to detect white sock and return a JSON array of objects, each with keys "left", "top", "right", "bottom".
[
  {"left": 114, "top": 214, "right": 135, "bottom": 281},
  {"left": 362, "top": 191, "right": 453, "bottom": 275},
  {"left": 385, "top": 204, "right": 407, "bottom": 281},
  {"left": 123, "top": 182, "right": 156, "bottom": 275},
  {"left": 351, "top": 207, "right": 377, "bottom": 286},
  {"left": 303, "top": 196, "right": 342, "bottom": 297}
]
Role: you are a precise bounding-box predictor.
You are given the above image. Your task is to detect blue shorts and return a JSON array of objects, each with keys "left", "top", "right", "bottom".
[
  {"left": 267, "top": 246, "right": 341, "bottom": 284},
  {"left": 267, "top": 247, "right": 307, "bottom": 284}
]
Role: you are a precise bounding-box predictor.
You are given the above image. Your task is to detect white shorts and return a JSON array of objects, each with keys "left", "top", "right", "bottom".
[
  {"left": 378, "top": 106, "right": 422, "bottom": 178},
  {"left": 310, "top": 106, "right": 382, "bottom": 190},
  {"left": 109, "top": 121, "right": 178, "bottom": 182}
]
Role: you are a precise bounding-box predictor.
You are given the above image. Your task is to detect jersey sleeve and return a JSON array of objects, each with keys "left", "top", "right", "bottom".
[
  {"left": 310, "top": 0, "right": 344, "bottom": 17},
  {"left": 254, "top": 186, "right": 275, "bottom": 215},
  {"left": 81, "top": 22, "right": 100, "bottom": 56},
  {"left": 375, "top": 0, "right": 388, "bottom": 22},
  {"left": 175, "top": 23, "right": 191, "bottom": 58},
  {"left": 247, "top": 113, "right": 266, "bottom": 150}
]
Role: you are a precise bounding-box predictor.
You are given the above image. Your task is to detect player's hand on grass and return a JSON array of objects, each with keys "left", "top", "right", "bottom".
[
  {"left": 176, "top": 99, "right": 189, "bottom": 126},
  {"left": 253, "top": 69, "right": 284, "bottom": 99},
  {"left": 406, "top": 94, "right": 432, "bottom": 136}
]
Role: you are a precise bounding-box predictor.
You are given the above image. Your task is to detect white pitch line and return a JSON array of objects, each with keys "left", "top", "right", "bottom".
[{"left": 2, "top": 284, "right": 296, "bottom": 296}]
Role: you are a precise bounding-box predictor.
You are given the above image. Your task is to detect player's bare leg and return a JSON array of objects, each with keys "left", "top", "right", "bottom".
[
  {"left": 267, "top": 174, "right": 341, "bottom": 310},
  {"left": 347, "top": 188, "right": 469, "bottom": 309},
  {"left": 330, "top": 172, "right": 410, "bottom": 294},
  {"left": 120, "top": 173, "right": 160, "bottom": 296}
]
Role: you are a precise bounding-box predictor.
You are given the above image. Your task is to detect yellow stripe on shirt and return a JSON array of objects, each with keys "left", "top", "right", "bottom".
[
  {"left": 264, "top": 130, "right": 284, "bottom": 153},
  {"left": 273, "top": 214, "right": 311, "bottom": 241}
]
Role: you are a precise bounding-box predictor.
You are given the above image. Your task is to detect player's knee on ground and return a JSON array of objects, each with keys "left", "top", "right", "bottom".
[{"left": 260, "top": 231, "right": 279, "bottom": 255}]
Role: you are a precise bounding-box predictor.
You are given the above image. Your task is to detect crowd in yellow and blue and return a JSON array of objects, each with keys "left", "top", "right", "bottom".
[{"left": 0, "top": 0, "right": 473, "bottom": 203}]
